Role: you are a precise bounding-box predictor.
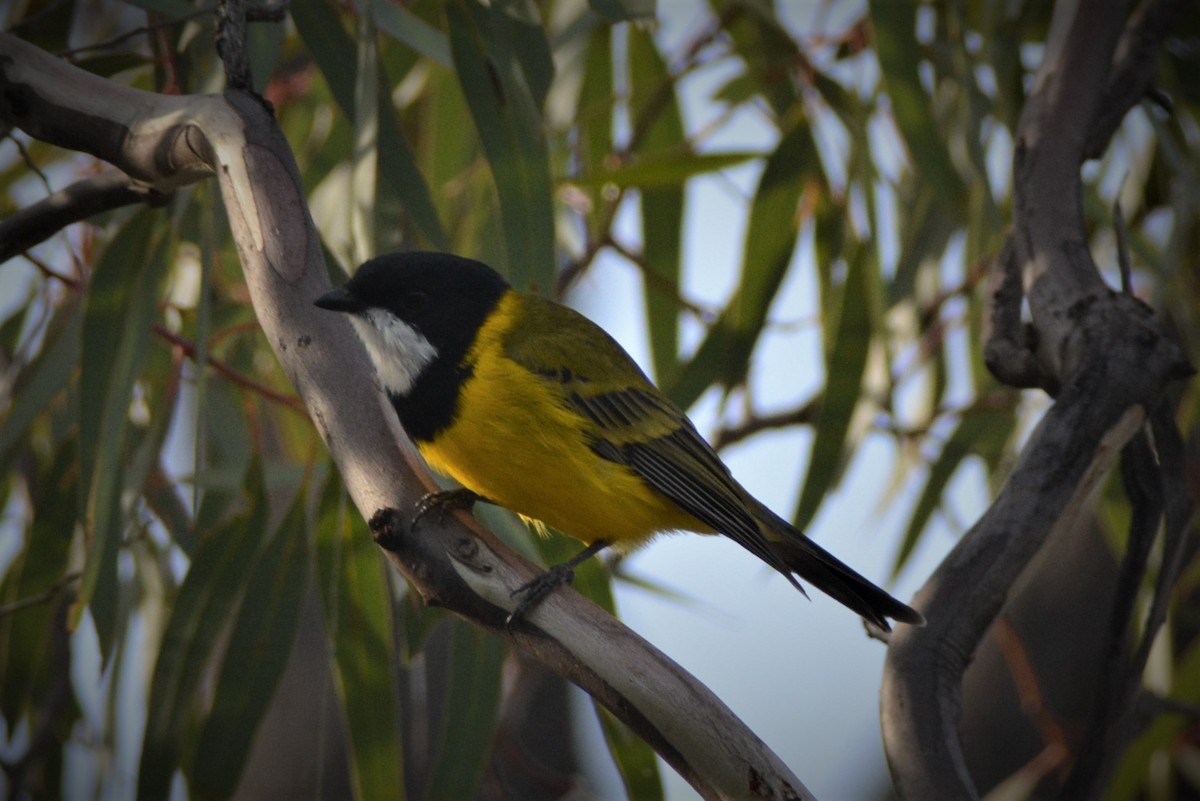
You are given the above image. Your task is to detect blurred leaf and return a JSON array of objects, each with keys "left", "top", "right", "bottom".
[
  {"left": 0, "top": 299, "right": 82, "bottom": 475},
  {"left": 193, "top": 377, "right": 254, "bottom": 534},
  {"left": 122, "top": 0, "right": 202, "bottom": 19},
  {"left": 588, "top": 0, "right": 654, "bottom": 22},
  {"left": 707, "top": 0, "right": 799, "bottom": 116},
  {"left": 352, "top": 2, "right": 380, "bottom": 264},
  {"left": 665, "top": 121, "right": 812, "bottom": 409},
  {"left": 1106, "top": 638, "right": 1200, "bottom": 801},
  {"left": 596, "top": 705, "right": 664, "bottom": 801},
  {"left": 869, "top": 0, "right": 965, "bottom": 205},
  {"left": 189, "top": 489, "right": 311, "bottom": 800},
  {"left": 572, "top": 151, "right": 760, "bottom": 189},
  {"left": 77, "top": 208, "right": 171, "bottom": 655},
  {"left": 629, "top": 27, "right": 686, "bottom": 379},
  {"left": 495, "top": 0, "right": 554, "bottom": 110},
  {"left": 0, "top": 440, "right": 77, "bottom": 723},
  {"left": 138, "top": 462, "right": 268, "bottom": 801},
  {"left": 888, "top": 182, "right": 960, "bottom": 305},
  {"left": 577, "top": 24, "right": 614, "bottom": 173},
  {"left": 291, "top": 0, "right": 449, "bottom": 250},
  {"left": 890, "top": 398, "right": 1016, "bottom": 575},
  {"left": 423, "top": 619, "right": 504, "bottom": 801},
  {"left": 446, "top": 0, "right": 555, "bottom": 291},
  {"left": 372, "top": 0, "right": 452, "bottom": 66},
  {"left": 793, "top": 245, "right": 873, "bottom": 532},
  {"left": 315, "top": 472, "right": 404, "bottom": 801}
]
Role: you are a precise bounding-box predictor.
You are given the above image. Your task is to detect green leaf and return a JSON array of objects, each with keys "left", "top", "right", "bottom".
[
  {"left": 572, "top": 151, "right": 761, "bottom": 189},
  {"left": 423, "top": 619, "right": 505, "bottom": 801},
  {"left": 595, "top": 705, "right": 664, "bottom": 801},
  {"left": 588, "top": 0, "right": 655, "bottom": 22},
  {"left": 77, "top": 208, "right": 171, "bottom": 656},
  {"left": 193, "top": 377, "right": 253, "bottom": 534},
  {"left": 888, "top": 180, "right": 960, "bottom": 306},
  {"left": 291, "top": 0, "right": 449, "bottom": 250},
  {"left": 1106, "top": 638, "right": 1200, "bottom": 801},
  {"left": 868, "top": 0, "right": 965, "bottom": 205},
  {"left": 446, "top": 0, "right": 555, "bottom": 292},
  {"left": 138, "top": 462, "right": 269, "bottom": 801},
  {"left": 315, "top": 472, "right": 404, "bottom": 801},
  {"left": 706, "top": 0, "right": 799, "bottom": 116},
  {"left": 628, "top": 27, "right": 687, "bottom": 380},
  {"left": 0, "top": 299, "right": 82, "bottom": 474},
  {"left": 890, "top": 398, "right": 1016, "bottom": 575},
  {"left": 793, "top": 244, "right": 873, "bottom": 531},
  {"left": 664, "top": 122, "right": 812, "bottom": 409},
  {"left": 372, "top": 0, "right": 452, "bottom": 66},
  {"left": 189, "top": 488, "right": 312, "bottom": 800},
  {"left": 0, "top": 440, "right": 77, "bottom": 723}
]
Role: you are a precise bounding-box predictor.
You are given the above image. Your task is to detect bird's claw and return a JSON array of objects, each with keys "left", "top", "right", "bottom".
[
  {"left": 410, "top": 488, "right": 484, "bottom": 529},
  {"left": 505, "top": 564, "right": 576, "bottom": 627}
]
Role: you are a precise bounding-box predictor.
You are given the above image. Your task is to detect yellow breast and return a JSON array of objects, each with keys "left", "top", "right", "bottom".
[{"left": 416, "top": 293, "right": 702, "bottom": 547}]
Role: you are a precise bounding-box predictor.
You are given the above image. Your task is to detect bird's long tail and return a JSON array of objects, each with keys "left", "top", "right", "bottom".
[{"left": 749, "top": 500, "right": 924, "bottom": 632}]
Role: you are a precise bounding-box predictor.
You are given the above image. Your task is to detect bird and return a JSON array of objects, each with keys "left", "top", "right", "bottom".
[{"left": 315, "top": 251, "right": 923, "bottom": 630}]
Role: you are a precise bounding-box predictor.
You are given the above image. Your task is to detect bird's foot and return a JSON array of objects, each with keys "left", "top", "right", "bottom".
[
  {"left": 410, "top": 488, "right": 486, "bottom": 529},
  {"left": 506, "top": 563, "right": 577, "bottom": 627},
  {"left": 504, "top": 539, "right": 611, "bottom": 627}
]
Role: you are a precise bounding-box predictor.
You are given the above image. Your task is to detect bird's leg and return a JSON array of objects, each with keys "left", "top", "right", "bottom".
[
  {"left": 507, "top": 539, "right": 611, "bottom": 626},
  {"left": 410, "top": 488, "right": 489, "bottom": 529}
]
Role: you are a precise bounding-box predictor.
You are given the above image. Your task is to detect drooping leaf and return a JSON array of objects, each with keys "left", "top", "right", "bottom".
[
  {"left": 628, "top": 27, "right": 687, "bottom": 380},
  {"left": 77, "top": 208, "right": 171, "bottom": 655},
  {"left": 0, "top": 299, "right": 82, "bottom": 476},
  {"left": 595, "top": 705, "right": 664, "bottom": 801},
  {"left": 588, "top": 0, "right": 655, "bottom": 23},
  {"left": 291, "top": 0, "right": 449, "bottom": 250},
  {"left": 572, "top": 151, "right": 761, "bottom": 189},
  {"left": 189, "top": 488, "right": 312, "bottom": 800},
  {"left": 665, "top": 121, "right": 813, "bottom": 409},
  {"left": 314, "top": 472, "right": 404, "bottom": 801},
  {"left": 445, "top": 0, "right": 555, "bottom": 292},
  {"left": 890, "top": 397, "right": 1016, "bottom": 575},
  {"left": 0, "top": 439, "right": 77, "bottom": 723},
  {"left": 138, "top": 461, "right": 269, "bottom": 801},
  {"left": 372, "top": 0, "right": 452, "bottom": 66},
  {"left": 423, "top": 619, "right": 505, "bottom": 801},
  {"left": 793, "top": 244, "right": 873, "bottom": 532},
  {"left": 868, "top": 0, "right": 965, "bottom": 206}
]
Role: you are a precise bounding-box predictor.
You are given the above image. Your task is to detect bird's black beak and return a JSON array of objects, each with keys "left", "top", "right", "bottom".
[{"left": 314, "top": 287, "right": 363, "bottom": 314}]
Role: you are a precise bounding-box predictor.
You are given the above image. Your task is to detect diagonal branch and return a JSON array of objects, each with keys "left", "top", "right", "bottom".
[{"left": 0, "top": 167, "right": 170, "bottom": 264}]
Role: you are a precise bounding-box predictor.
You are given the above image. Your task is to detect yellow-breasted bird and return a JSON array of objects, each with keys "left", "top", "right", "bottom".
[{"left": 315, "top": 252, "right": 923, "bottom": 630}]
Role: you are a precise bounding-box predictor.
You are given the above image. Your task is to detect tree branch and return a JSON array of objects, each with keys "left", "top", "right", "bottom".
[
  {"left": 0, "top": 31, "right": 815, "bottom": 801},
  {"left": 0, "top": 167, "right": 169, "bottom": 264},
  {"left": 1085, "top": 0, "right": 1187, "bottom": 159},
  {"left": 881, "top": 2, "right": 1193, "bottom": 797}
]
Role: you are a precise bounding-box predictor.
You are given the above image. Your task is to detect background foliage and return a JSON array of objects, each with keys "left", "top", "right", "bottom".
[{"left": 1, "top": 0, "right": 1198, "bottom": 798}]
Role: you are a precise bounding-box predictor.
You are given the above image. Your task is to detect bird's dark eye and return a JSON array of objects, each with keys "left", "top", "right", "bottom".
[{"left": 398, "top": 291, "right": 429, "bottom": 315}]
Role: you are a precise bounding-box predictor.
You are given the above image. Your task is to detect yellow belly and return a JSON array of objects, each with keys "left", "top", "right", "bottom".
[{"left": 416, "top": 348, "right": 702, "bottom": 548}]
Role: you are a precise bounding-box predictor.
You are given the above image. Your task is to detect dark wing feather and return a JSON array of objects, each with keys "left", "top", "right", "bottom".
[{"left": 565, "top": 389, "right": 794, "bottom": 575}]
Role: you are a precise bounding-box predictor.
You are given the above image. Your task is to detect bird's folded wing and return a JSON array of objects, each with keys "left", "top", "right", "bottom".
[{"left": 563, "top": 386, "right": 788, "bottom": 572}]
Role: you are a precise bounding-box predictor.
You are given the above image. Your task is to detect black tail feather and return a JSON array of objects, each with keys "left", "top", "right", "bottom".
[{"left": 750, "top": 500, "right": 924, "bottom": 631}]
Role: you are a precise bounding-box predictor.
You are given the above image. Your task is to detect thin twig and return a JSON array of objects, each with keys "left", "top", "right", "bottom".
[
  {"left": 152, "top": 324, "right": 307, "bottom": 415},
  {"left": 0, "top": 572, "right": 81, "bottom": 617}
]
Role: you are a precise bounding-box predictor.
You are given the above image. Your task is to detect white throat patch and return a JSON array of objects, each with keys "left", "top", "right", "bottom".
[{"left": 348, "top": 309, "right": 439, "bottom": 396}]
